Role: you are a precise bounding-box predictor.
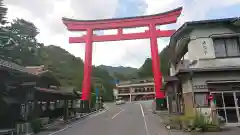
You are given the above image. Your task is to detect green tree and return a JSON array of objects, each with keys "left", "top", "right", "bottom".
[
  {"left": 138, "top": 58, "right": 153, "bottom": 78},
  {"left": 159, "top": 46, "right": 170, "bottom": 77},
  {"left": 3, "top": 19, "right": 41, "bottom": 65},
  {"left": 38, "top": 45, "right": 84, "bottom": 90},
  {"left": 113, "top": 72, "right": 128, "bottom": 81},
  {"left": 92, "top": 67, "right": 114, "bottom": 101},
  {"left": 0, "top": 0, "right": 7, "bottom": 25},
  {"left": 138, "top": 46, "right": 170, "bottom": 78}
]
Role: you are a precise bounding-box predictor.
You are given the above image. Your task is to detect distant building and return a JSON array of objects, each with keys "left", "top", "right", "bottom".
[
  {"left": 114, "top": 78, "right": 155, "bottom": 102},
  {"left": 165, "top": 17, "right": 240, "bottom": 125}
]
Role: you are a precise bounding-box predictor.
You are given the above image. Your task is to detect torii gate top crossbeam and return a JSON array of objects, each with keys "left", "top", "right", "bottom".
[
  {"left": 62, "top": 7, "right": 182, "bottom": 31},
  {"left": 62, "top": 7, "right": 182, "bottom": 43}
]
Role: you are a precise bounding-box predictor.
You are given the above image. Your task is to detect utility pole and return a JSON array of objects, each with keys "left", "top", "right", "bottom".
[{"left": 92, "top": 77, "right": 104, "bottom": 109}]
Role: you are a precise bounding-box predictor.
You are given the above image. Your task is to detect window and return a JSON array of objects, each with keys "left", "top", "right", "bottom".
[
  {"left": 213, "top": 37, "right": 240, "bottom": 58},
  {"left": 194, "top": 93, "right": 209, "bottom": 107},
  {"left": 151, "top": 88, "right": 154, "bottom": 92}
]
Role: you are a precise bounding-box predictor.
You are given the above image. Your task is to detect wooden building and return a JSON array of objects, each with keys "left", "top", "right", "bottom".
[{"left": 0, "top": 60, "right": 80, "bottom": 134}]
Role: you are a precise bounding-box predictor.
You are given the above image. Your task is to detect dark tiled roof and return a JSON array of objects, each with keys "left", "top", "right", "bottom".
[
  {"left": 0, "top": 59, "right": 32, "bottom": 74},
  {"left": 164, "top": 76, "right": 179, "bottom": 82},
  {"left": 35, "top": 87, "right": 75, "bottom": 96},
  {"left": 170, "top": 17, "right": 239, "bottom": 43}
]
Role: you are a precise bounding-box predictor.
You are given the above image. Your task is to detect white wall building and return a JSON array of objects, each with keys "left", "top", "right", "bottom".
[
  {"left": 114, "top": 79, "right": 155, "bottom": 102},
  {"left": 165, "top": 17, "right": 240, "bottom": 125}
]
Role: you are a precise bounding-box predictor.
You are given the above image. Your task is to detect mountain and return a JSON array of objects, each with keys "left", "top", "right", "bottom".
[
  {"left": 1, "top": 18, "right": 114, "bottom": 101},
  {"left": 98, "top": 65, "right": 138, "bottom": 80},
  {"left": 98, "top": 65, "right": 137, "bottom": 76},
  {"left": 138, "top": 46, "right": 170, "bottom": 78},
  {"left": 38, "top": 45, "right": 115, "bottom": 101},
  {"left": 38, "top": 45, "right": 84, "bottom": 88}
]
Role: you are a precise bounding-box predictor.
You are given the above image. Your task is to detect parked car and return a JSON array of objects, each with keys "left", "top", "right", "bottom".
[
  {"left": 115, "top": 98, "right": 125, "bottom": 105},
  {"left": 116, "top": 99, "right": 122, "bottom": 105}
]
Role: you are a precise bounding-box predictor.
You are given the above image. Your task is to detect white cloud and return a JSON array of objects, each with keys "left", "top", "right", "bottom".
[
  {"left": 4, "top": 0, "right": 120, "bottom": 65},
  {"left": 70, "top": 0, "right": 118, "bottom": 19},
  {"left": 3, "top": 0, "right": 240, "bottom": 68},
  {"left": 144, "top": 0, "right": 182, "bottom": 15},
  {"left": 4, "top": 0, "right": 168, "bottom": 68},
  {"left": 5, "top": 0, "right": 55, "bottom": 18},
  {"left": 144, "top": 0, "right": 240, "bottom": 25},
  {"left": 92, "top": 38, "right": 169, "bottom": 68}
]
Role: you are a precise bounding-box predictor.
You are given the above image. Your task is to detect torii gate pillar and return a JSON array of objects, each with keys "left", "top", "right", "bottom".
[
  {"left": 149, "top": 23, "right": 164, "bottom": 109},
  {"left": 81, "top": 28, "right": 93, "bottom": 112},
  {"left": 62, "top": 7, "right": 182, "bottom": 112}
]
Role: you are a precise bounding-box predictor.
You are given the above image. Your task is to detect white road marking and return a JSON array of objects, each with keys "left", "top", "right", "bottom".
[
  {"left": 139, "top": 103, "right": 149, "bottom": 135},
  {"left": 48, "top": 109, "right": 107, "bottom": 135},
  {"left": 111, "top": 107, "right": 124, "bottom": 119}
]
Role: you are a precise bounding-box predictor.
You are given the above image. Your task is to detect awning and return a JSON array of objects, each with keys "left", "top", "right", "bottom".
[
  {"left": 206, "top": 80, "right": 240, "bottom": 84},
  {"left": 35, "top": 87, "right": 79, "bottom": 100},
  {"left": 164, "top": 76, "right": 179, "bottom": 82}
]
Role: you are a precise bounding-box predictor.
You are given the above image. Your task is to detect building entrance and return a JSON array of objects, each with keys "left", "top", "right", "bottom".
[{"left": 211, "top": 91, "right": 240, "bottom": 124}]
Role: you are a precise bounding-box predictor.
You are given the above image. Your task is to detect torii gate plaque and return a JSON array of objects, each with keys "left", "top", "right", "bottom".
[{"left": 62, "top": 7, "right": 182, "bottom": 112}]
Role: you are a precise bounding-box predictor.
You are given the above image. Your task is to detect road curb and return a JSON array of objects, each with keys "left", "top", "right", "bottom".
[
  {"left": 48, "top": 108, "right": 107, "bottom": 135},
  {"left": 44, "top": 108, "right": 106, "bottom": 130},
  {"left": 78, "top": 108, "right": 106, "bottom": 119}
]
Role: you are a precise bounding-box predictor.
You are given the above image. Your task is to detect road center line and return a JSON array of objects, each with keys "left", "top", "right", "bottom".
[
  {"left": 111, "top": 107, "right": 124, "bottom": 119},
  {"left": 139, "top": 103, "right": 149, "bottom": 135}
]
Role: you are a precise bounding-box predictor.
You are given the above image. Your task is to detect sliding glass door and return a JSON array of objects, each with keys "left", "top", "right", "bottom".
[{"left": 211, "top": 91, "right": 240, "bottom": 123}]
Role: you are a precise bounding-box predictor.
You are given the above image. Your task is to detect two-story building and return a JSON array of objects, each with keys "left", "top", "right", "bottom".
[
  {"left": 165, "top": 17, "right": 240, "bottom": 125},
  {"left": 113, "top": 79, "right": 155, "bottom": 102}
]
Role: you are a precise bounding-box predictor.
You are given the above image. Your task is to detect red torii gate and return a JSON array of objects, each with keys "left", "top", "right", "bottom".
[{"left": 62, "top": 7, "right": 182, "bottom": 111}]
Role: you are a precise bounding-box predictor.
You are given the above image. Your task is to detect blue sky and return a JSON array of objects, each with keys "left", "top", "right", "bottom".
[
  {"left": 207, "top": 4, "right": 240, "bottom": 19},
  {"left": 4, "top": 0, "right": 240, "bottom": 68},
  {"left": 114, "top": 0, "right": 147, "bottom": 18},
  {"left": 115, "top": 0, "right": 240, "bottom": 26}
]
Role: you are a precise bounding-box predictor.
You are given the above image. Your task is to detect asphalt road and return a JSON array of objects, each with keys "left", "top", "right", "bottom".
[{"left": 45, "top": 100, "right": 168, "bottom": 135}]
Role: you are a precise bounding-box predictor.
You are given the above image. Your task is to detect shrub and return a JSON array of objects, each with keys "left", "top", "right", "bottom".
[
  {"left": 192, "top": 112, "right": 206, "bottom": 129},
  {"left": 30, "top": 119, "right": 42, "bottom": 133},
  {"left": 191, "top": 112, "right": 220, "bottom": 132},
  {"left": 168, "top": 112, "right": 221, "bottom": 132},
  {"left": 169, "top": 115, "right": 194, "bottom": 130}
]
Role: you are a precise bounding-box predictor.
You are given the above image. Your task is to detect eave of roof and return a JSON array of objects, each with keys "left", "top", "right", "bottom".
[
  {"left": 0, "top": 59, "right": 35, "bottom": 75},
  {"left": 170, "top": 17, "right": 239, "bottom": 43},
  {"left": 177, "top": 66, "right": 240, "bottom": 74},
  {"left": 35, "top": 87, "right": 75, "bottom": 96}
]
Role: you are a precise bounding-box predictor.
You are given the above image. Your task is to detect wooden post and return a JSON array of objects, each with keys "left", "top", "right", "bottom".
[{"left": 63, "top": 100, "right": 68, "bottom": 121}]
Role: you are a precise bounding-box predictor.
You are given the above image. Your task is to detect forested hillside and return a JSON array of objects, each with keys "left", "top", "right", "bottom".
[
  {"left": 0, "top": 4, "right": 114, "bottom": 101},
  {"left": 138, "top": 46, "right": 170, "bottom": 78},
  {"left": 98, "top": 65, "right": 138, "bottom": 80},
  {"left": 99, "top": 46, "right": 171, "bottom": 81}
]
